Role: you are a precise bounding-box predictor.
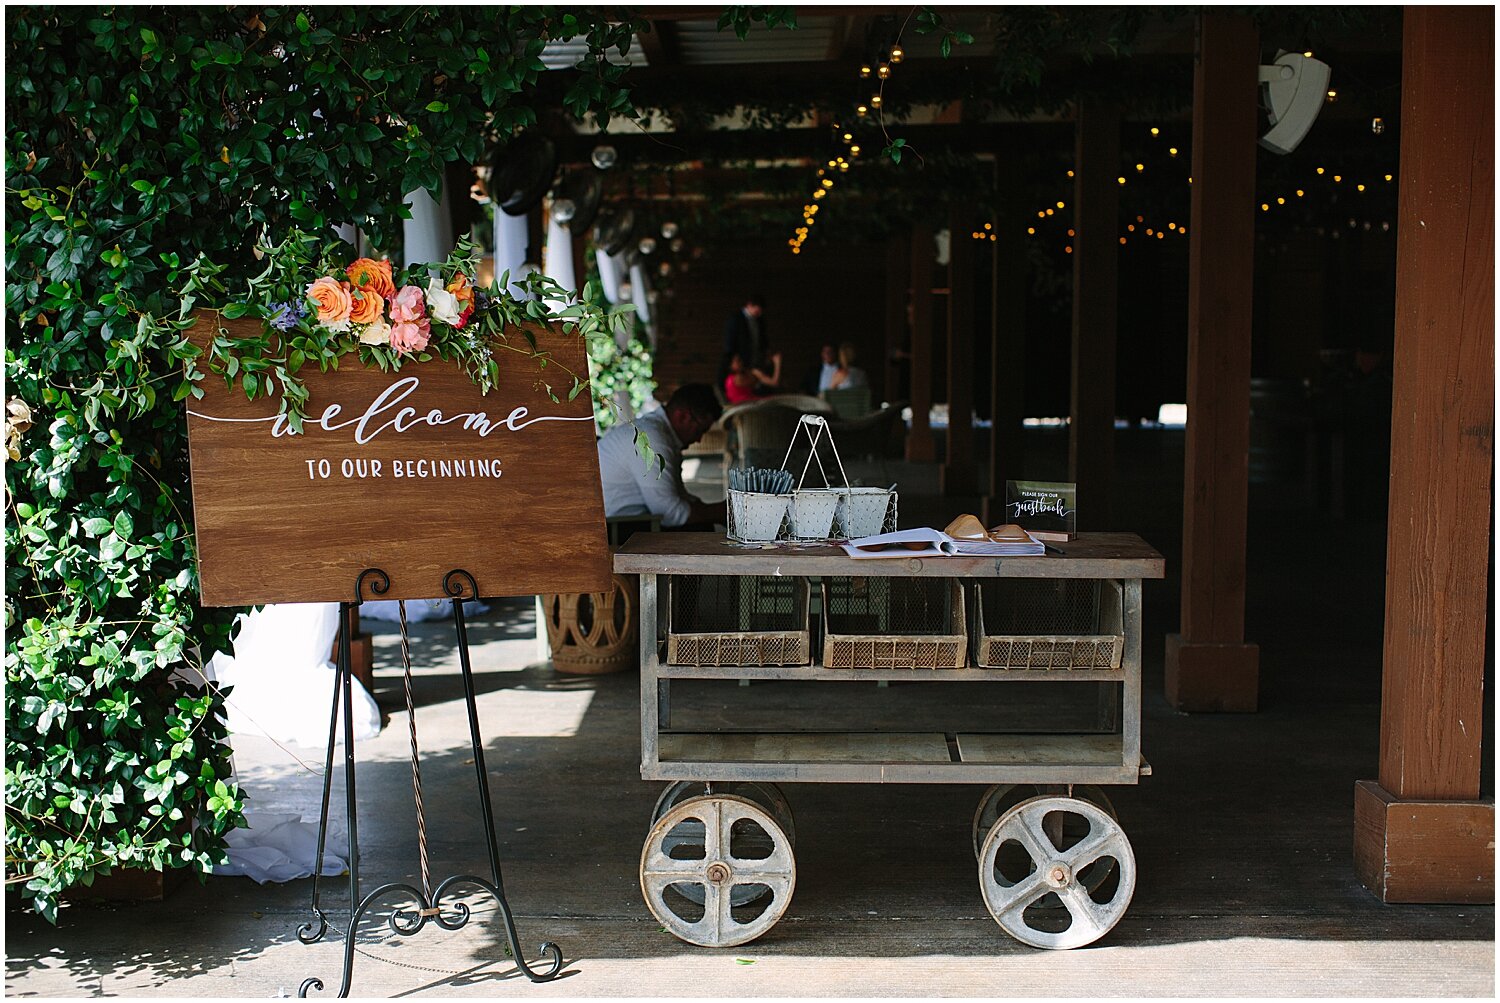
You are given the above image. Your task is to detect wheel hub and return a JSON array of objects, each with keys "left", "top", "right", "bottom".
[
  {"left": 706, "top": 861, "right": 732, "bottom": 884},
  {"left": 1045, "top": 862, "right": 1072, "bottom": 888}
]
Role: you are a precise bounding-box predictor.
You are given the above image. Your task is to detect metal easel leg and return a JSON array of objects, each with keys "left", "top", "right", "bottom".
[
  {"left": 296, "top": 601, "right": 349, "bottom": 946},
  {"left": 445, "top": 570, "right": 563, "bottom": 982}
]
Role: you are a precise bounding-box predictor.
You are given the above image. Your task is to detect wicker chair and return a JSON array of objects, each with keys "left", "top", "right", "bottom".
[
  {"left": 721, "top": 397, "right": 833, "bottom": 475},
  {"left": 822, "top": 386, "right": 873, "bottom": 420}
]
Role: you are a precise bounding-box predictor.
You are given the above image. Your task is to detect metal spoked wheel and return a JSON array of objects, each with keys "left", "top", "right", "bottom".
[
  {"left": 971, "top": 784, "right": 1117, "bottom": 860},
  {"left": 640, "top": 794, "right": 796, "bottom": 948},
  {"left": 978, "top": 795, "right": 1136, "bottom": 950},
  {"left": 650, "top": 782, "right": 795, "bottom": 908}
]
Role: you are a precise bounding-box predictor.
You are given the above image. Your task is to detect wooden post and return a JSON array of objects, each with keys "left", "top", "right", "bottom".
[
  {"left": 906, "top": 223, "right": 936, "bottom": 462},
  {"left": 945, "top": 208, "right": 977, "bottom": 494},
  {"left": 1353, "top": 5, "right": 1495, "bottom": 904},
  {"left": 884, "top": 231, "right": 911, "bottom": 405},
  {"left": 1163, "top": 12, "right": 1260, "bottom": 713},
  {"left": 987, "top": 158, "right": 1028, "bottom": 521},
  {"left": 1068, "top": 96, "right": 1119, "bottom": 529}
]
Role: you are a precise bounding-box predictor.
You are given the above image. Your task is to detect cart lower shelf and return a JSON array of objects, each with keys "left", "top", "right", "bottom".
[{"left": 648, "top": 731, "right": 1149, "bottom": 784}]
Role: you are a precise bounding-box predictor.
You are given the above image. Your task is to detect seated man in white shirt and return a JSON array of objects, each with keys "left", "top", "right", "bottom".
[{"left": 597, "top": 383, "right": 725, "bottom": 530}]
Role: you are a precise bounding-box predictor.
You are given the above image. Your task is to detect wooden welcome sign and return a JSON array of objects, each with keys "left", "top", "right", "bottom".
[{"left": 185, "top": 313, "right": 612, "bottom": 606}]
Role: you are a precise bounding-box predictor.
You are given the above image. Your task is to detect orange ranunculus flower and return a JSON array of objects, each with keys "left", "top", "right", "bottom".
[
  {"left": 346, "top": 257, "right": 396, "bottom": 300},
  {"left": 307, "top": 276, "right": 353, "bottom": 325},
  {"left": 349, "top": 287, "right": 383, "bottom": 325},
  {"left": 445, "top": 272, "right": 473, "bottom": 307}
]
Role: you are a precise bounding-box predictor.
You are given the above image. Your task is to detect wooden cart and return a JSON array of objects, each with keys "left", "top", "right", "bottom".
[{"left": 614, "top": 532, "right": 1165, "bottom": 950}]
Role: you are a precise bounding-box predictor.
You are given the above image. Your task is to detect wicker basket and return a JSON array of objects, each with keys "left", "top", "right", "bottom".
[
  {"left": 821, "top": 577, "right": 966, "bottom": 669},
  {"left": 971, "top": 578, "right": 1125, "bottom": 670},
  {"left": 665, "top": 575, "right": 812, "bottom": 666}
]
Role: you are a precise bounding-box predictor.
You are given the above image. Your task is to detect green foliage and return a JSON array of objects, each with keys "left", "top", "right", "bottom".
[
  {"left": 4, "top": 6, "right": 641, "bottom": 921},
  {"left": 588, "top": 335, "right": 659, "bottom": 434},
  {"left": 717, "top": 6, "right": 799, "bottom": 40}
]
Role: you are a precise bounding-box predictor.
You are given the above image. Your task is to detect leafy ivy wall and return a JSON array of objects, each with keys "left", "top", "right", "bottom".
[{"left": 3, "top": 6, "right": 639, "bottom": 921}]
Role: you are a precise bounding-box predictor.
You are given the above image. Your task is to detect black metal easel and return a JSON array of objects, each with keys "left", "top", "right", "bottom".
[{"left": 295, "top": 568, "right": 563, "bottom": 998}]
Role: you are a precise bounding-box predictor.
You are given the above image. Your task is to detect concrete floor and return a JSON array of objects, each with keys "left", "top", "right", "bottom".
[{"left": 6, "top": 436, "right": 1495, "bottom": 998}]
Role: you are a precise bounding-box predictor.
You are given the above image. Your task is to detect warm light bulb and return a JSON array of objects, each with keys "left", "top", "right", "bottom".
[
  {"left": 1146, "top": 228, "right": 1154, "bottom": 235},
  {"left": 860, "top": 65, "right": 872, "bottom": 78},
  {"left": 839, "top": 163, "right": 849, "bottom": 172},
  {"left": 1261, "top": 203, "right": 1269, "bottom": 211},
  {"left": 1333, "top": 174, "right": 1342, "bottom": 182},
  {"left": 877, "top": 64, "right": 891, "bottom": 79},
  {"left": 1135, "top": 163, "right": 1144, "bottom": 171},
  {"left": 1296, "top": 189, "right": 1305, "bottom": 197},
  {"left": 817, "top": 169, "right": 825, "bottom": 176},
  {"left": 1127, "top": 224, "right": 1135, "bottom": 232},
  {"left": 842, "top": 132, "right": 852, "bottom": 142},
  {"left": 890, "top": 45, "right": 904, "bottom": 63},
  {"left": 1038, "top": 211, "right": 1046, "bottom": 219},
  {"left": 1357, "top": 183, "right": 1366, "bottom": 191},
  {"left": 1027, "top": 227, "right": 1035, "bottom": 235},
  {"left": 1326, "top": 89, "right": 1337, "bottom": 100},
  {"left": 856, "top": 105, "right": 868, "bottom": 117},
  {"left": 1045, "top": 208, "right": 1055, "bottom": 216},
  {"left": 1056, "top": 201, "right": 1065, "bottom": 209},
  {"left": 822, "top": 179, "right": 833, "bottom": 188},
  {"left": 983, "top": 223, "right": 992, "bottom": 230},
  {"left": 813, "top": 189, "right": 825, "bottom": 199},
  {"left": 1064, "top": 246, "right": 1073, "bottom": 254},
  {"left": 1156, "top": 232, "right": 1164, "bottom": 240},
  {"left": 1117, "top": 176, "right": 1126, "bottom": 185},
  {"left": 1168, "top": 222, "right": 1177, "bottom": 230},
  {"left": 1385, "top": 174, "right": 1394, "bottom": 182},
  {"left": 828, "top": 160, "right": 838, "bottom": 168},
  {"left": 849, "top": 144, "right": 861, "bottom": 155},
  {"left": 1169, "top": 147, "right": 1178, "bottom": 156},
  {"left": 1066, "top": 228, "right": 1075, "bottom": 237},
  {"left": 1067, "top": 169, "right": 1075, "bottom": 178},
  {"left": 1316, "top": 167, "right": 1325, "bottom": 174},
  {"left": 1119, "top": 237, "right": 1127, "bottom": 245},
  {"left": 1150, "top": 127, "right": 1160, "bottom": 136},
  {"left": 1276, "top": 197, "right": 1285, "bottom": 204},
  {"left": 1303, "top": 50, "right": 1313, "bottom": 58},
  {"left": 989, "top": 234, "right": 996, "bottom": 241},
  {"left": 869, "top": 94, "right": 882, "bottom": 108}
]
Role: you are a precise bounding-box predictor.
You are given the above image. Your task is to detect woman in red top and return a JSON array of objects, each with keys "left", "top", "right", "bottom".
[{"left": 723, "top": 351, "right": 783, "bottom": 405}]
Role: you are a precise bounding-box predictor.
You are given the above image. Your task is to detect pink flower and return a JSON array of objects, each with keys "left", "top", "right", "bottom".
[
  {"left": 390, "top": 284, "right": 427, "bottom": 324},
  {"left": 390, "top": 317, "right": 431, "bottom": 354}
]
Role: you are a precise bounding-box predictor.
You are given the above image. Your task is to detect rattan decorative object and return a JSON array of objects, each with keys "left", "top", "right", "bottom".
[
  {"left": 821, "top": 577, "right": 967, "bottom": 669},
  {"left": 971, "top": 579, "right": 1124, "bottom": 670},
  {"left": 544, "top": 574, "right": 639, "bottom": 674},
  {"left": 665, "top": 575, "right": 812, "bottom": 666}
]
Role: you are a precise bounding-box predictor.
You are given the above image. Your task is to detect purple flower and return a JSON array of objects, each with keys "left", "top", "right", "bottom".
[{"left": 267, "top": 300, "right": 308, "bottom": 332}]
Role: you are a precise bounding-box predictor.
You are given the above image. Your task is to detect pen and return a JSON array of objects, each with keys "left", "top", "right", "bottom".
[{"left": 1044, "top": 544, "right": 1064, "bottom": 556}]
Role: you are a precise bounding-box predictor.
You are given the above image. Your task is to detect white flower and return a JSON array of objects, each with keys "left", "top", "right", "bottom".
[
  {"left": 425, "top": 276, "right": 462, "bottom": 327},
  {"left": 322, "top": 319, "right": 351, "bottom": 334},
  {"left": 359, "top": 318, "right": 392, "bottom": 346}
]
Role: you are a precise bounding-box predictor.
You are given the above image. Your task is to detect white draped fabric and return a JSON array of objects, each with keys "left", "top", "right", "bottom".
[
  {"left": 205, "top": 603, "right": 380, "bottom": 747},
  {"left": 543, "top": 214, "right": 576, "bottom": 306},
  {"left": 402, "top": 182, "right": 453, "bottom": 267},
  {"left": 494, "top": 210, "right": 531, "bottom": 297}
]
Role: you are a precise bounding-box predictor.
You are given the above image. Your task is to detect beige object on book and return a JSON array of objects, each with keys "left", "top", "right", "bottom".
[
  {"left": 944, "top": 514, "right": 990, "bottom": 541},
  {"left": 943, "top": 515, "right": 1034, "bottom": 544}
]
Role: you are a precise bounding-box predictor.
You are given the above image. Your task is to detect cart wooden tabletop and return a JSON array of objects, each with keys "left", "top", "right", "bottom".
[{"left": 613, "top": 531, "right": 1166, "bottom": 579}]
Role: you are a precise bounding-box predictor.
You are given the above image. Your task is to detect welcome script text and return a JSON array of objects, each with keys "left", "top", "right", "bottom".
[{"left": 188, "top": 374, "right": 592, "bottom": 483}]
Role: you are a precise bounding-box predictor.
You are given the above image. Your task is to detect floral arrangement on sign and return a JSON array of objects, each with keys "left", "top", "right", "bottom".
[{"left": 177, "top": 228, "right": 634, "bottom": 432}]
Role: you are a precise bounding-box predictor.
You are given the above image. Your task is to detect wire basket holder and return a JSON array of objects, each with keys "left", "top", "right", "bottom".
[{"left": 726, "top": 415, "right": 897, "bottom": 543}]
